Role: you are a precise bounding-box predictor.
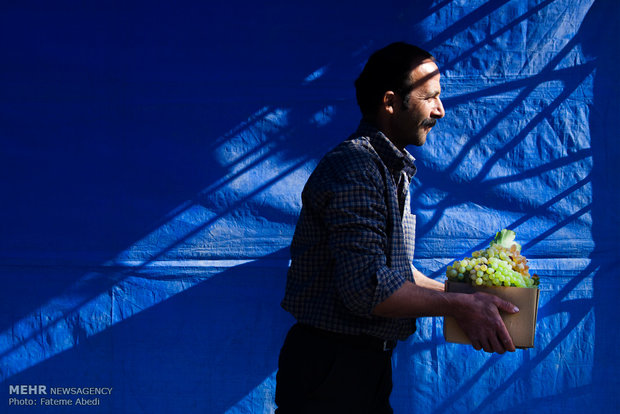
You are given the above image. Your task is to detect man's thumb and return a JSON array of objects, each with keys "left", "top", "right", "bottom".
[{"left": 498, "top": 299, "right": 519, "bottom": 314}]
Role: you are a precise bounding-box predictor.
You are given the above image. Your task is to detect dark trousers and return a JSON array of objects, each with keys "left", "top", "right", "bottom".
[{"left": 275, "top": 323, "right": 394, "bottom": 414}]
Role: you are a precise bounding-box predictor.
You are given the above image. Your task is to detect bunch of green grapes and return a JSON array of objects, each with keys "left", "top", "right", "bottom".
[{"left": 446, "top": 230, "right": 539, "bottom": 288}]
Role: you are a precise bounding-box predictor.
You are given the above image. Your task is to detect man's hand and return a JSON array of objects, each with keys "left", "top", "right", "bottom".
[{"left": 452, "top": 292, "right": 519, "bottom": 354}]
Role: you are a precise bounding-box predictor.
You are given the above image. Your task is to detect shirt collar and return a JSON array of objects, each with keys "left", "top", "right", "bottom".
[{"left": 355, "top": 121, "right": 417, "bottom": 178}]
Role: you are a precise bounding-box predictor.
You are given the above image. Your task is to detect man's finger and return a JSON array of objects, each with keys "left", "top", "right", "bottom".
[
  {"left": 496, "top": 298, "right": 519, "bottom": 314},
  {"left": 489, "top": 335, "right": 506, "bottom": 354},
  {"left": 497, "top": 324, "right": 516, "bottom": 352},
  {"left": 481, "top": 338, "right": 493, "bottom": 353}
]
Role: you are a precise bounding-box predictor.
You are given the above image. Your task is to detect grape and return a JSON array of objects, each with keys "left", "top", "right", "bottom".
[{"left": 445, "top": 234, "right": 539, "bottom": 288}]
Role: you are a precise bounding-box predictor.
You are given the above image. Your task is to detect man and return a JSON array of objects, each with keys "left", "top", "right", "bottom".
[{"left": 275, "top": 42, "right": 518, "bottom": 413}]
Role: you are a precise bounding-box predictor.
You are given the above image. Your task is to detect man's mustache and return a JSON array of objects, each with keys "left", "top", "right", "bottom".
[{"left": 421, "top": 118, "right": 437, "bottom": 128}]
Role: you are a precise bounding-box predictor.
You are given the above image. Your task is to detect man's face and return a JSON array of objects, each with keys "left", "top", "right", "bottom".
[{"left": 390, "top": 59, "right": 445, "bottom": 149}]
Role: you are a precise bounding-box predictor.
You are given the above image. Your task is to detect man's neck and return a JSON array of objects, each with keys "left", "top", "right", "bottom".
[{"left": 362, "top": 117, "right": 406, "bottom": 152}]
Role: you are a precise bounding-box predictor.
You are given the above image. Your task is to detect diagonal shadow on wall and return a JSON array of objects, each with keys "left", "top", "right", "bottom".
[{"left": 0, "top": 249, "right": 293, "bottom": 413}]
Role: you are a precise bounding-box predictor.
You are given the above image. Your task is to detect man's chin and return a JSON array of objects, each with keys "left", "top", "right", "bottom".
[{"left": 414, "top": 129, "right": 431, "bottom": 146}]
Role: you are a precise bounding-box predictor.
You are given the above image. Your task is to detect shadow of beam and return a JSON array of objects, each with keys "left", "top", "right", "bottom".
[{"left": 0, "top": 251, "right": 294, "bottom": 413}]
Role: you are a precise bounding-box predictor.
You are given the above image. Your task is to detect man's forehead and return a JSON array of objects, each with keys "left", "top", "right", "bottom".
[
  {"left": 407, "top": 59, "right": 441, "bottom": 92},
  {"left": 410, "top": 59, "right": 440, "bottom": 81}
]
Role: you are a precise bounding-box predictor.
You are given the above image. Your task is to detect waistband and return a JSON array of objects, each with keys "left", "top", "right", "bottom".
[{"left": 296, "top": 323, "right": 397, "bottom": 352}]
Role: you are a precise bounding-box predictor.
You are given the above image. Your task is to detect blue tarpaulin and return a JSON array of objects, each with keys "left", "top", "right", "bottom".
[{"left": 1, "top": 0, "right": 618, "bottom": 412}]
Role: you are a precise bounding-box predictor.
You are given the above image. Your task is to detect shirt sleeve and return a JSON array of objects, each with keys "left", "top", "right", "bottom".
[{"left": 322, "top": 165, "right": 408, "bottom": 316}]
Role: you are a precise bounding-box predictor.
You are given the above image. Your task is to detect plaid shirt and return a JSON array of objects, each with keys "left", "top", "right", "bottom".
[{"left": 281, "top": 122, "right": 418, "bottom": 341}]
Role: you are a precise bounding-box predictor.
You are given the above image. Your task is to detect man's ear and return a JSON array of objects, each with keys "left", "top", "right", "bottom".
[{"left": 382, "top": 91, "right": 397, "bottom": 114}]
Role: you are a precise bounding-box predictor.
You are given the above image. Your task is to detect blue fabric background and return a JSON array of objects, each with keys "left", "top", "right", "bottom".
[{"left": 1, "top": 1, "right": 618, "bottom": 412}]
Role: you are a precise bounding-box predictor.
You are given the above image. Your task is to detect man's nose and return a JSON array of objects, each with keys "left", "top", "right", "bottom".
[{"left": 432, "top": 98, "right": 445, "bottom": 119}]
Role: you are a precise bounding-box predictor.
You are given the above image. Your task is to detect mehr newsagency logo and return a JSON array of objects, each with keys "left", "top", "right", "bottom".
[{"left": 8, "top": 384, "right": 113, "bottom": 407}]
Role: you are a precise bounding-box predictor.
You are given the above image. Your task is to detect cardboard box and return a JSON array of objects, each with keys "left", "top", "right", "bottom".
[{"left": 443, "top": 280, "right": 540, "bottom": 348}]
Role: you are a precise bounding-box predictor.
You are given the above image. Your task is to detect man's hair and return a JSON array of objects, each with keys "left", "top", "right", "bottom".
[{"left": 354, "top": 42, "right": 434, "bottom": 119}]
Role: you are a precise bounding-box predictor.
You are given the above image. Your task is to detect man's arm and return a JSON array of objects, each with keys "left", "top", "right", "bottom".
[
  {"left": 412, "top": 266, "right": 444, "bottom": 291},
  {"left": 372, "top": 280, "right": 519, "bottom": 354}
]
